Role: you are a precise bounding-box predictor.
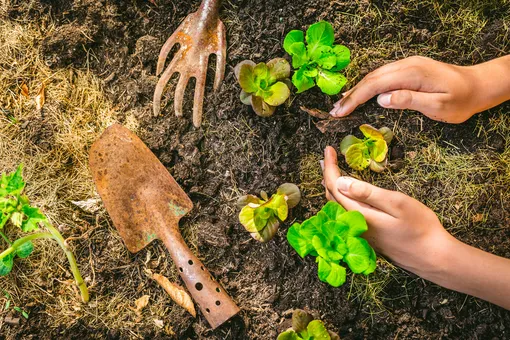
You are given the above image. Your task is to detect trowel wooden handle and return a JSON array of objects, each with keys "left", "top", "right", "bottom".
[{"left": 160, "top": 229, "right": 240, "bottom": 329}]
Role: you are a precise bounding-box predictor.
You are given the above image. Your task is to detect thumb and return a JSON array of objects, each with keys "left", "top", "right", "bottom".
[{"left": 377, "top": 90, "right": 447, "bottom": 114}]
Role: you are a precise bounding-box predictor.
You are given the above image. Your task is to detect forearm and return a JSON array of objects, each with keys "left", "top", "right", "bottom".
[
  {"left": 470, "top": 55, "right": 510, "bottom": 111},
  {"left": 422, "top": 237, "right": 510, "bottom": 309}
]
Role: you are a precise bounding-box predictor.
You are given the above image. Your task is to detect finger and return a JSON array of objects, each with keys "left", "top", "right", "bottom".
[
  {"left": 330, "top": 66, "right": 425, "bottom": 117},
  {"left": 192, "top": 66, "right": 207, "bottom": 128},
  {"left": 174, "top": 73, "right": 190, "bottom": 117},
  {"left": 335, "top": 176, "right": 406, "bottom": 217},
  {"left": 153, "top": 50, "right": 182, "bottom": 116},
  {"left": 213, "top": 22, "right": 227, "bottom": 91},
  {"left": 377, "top": 90, "right": 449, "bottom": 120}
]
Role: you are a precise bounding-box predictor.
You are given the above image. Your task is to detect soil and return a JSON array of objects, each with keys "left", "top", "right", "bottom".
[{"left": 3, "top": 0, "right": 510, "bottom": 339}]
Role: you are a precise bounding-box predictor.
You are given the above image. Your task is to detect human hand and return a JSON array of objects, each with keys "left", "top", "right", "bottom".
[
  {"left": 330, "top": 56, "right": 491, "bottom": 123},
  {"left": 321, "top": 146, "right": 456, "bottom": 278}
]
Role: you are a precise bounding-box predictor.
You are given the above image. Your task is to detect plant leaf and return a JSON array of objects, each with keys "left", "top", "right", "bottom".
[
  {"left": 16, "top": 241, "right": 34, "bottom": 258},
  {"left": 236, "top": 195, "right": 262, "bottom": 209},
  {"left": 307, "top": 320, "right": 331, "bottom": 340},
  {"left": 251, "top": 215, "right": 280, "bottom": 243},
  {"left": 239, "top": 205, "right": 260, "bottom": 233},
  {"left": 345, "top": 237, "right": 371, "bottom": 274},
  {"left": 288, "top": 42, "right": 308, "bottom": 68},
  {"left": 0, "top": 253, "right": 14, "bottom": 276},
  {"left": 250, "top": 95, "right": 276, "bottom": 117},
  {"left": 360, "top": 124, "right": 384, "bottom": 140},
  {"left": 317, "top": 256, "right": 332, "bottom": 282},
  {"left": 325, "top": 262, "right": 347, "bottom": 287},
  {"left": 292, "top": 309, "right": 314, "bottom": 333},
  {"left": 369, "top": 159, "right": 387, "bottom": 173},
  {"left": 321, "top": 201, "right": 347, "bottom": 221},
  {"left": 299, "top": 215, "right": 322, "bottom": 240},
  {"left": 345, "top": 143, "right": 370, "bottom": 171},
  {"left": 238, "top": 63, "right": 258, "bottom": 93},
  {"left": 277, "top": 183, "right": 301, "bottom": 209},
  {"left": 265, "top": 193, "right": 288, "bottom": 221},
  {"left": 306, "top": 21, "right": 335, "bottom": 52},
  {"left": 292, "top": 66, "right": 316, "bottom": 93},
  {"left": 338, "top": 210, "right": 368, "bottom": 237},
  {"left": 283, "top": 30, "right": 305, "bottom": 54},
  {"left": 287, "top": 223, "right": 314, "bottom": 258},
  {"left": 20, "top": 205, "right": 46, "bottom": 232},
  {"left": 240, "top": 90, "right": 252, "bottom": 105},
  {"left": 379, "top": 127, "right": 394, "bottom": 144},
  {"left": 332, "top": 235, "right": 348, "bottom": 255},
  {"left": 340, "top": 135, "right": 363, "bottom": 155},
  {"left": 277, "top": 329, "right": 300, "bottom": 340},
  {"left": 332, "top": 45, "right": 350, "bottom": 70},
  {"left": 253, "top": 63, "right": 270, "bottom": 88},
  {"left": 0, "top": 165, "right": 25, "bottom": 197},
  {"left": 369, "top": 139, "right": 388, "bottom": 163},
  {"left": 316, "top": 69, "right": 347, "bottom": 95},
  {"left": 151, "top": 273, "right": 196, "bottom": 317},
  {"left": 264, "top": 82, "right": 290, "bottom": 106},
  {"left": 267, "top": 58, "right": 291, "bottom": 82},
  {"left": 312, "top": 234, "right": 334, "bottom": 261},
  {"left": 234, "top": 60, "right": 256, "bottom": 81},
  {"left": 10, "top": 212, "right": 23, "bottom": 228}
]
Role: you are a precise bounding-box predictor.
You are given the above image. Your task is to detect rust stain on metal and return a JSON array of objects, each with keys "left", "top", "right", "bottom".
[{"left": 89, "top": 124, "right": 239, "bottom": 329}]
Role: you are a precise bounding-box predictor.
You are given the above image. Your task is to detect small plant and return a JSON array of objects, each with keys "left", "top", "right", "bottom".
[
  {"left": 234, "top": 58, "right": 292, "bottom": 117},
  {"left": 340, "top": 124, "right": 394, "bottom": 172},
  {"left": 277, "top": 309, "right": 340, "bottom": 340},
  {"left": 238, "top": 183, "right": 301, "bottom": 242},
  {"left": 284, "top": 21, "right": 350, "bottom": 95},
  {"left": 287, "top": 201, "right": 376, "bottom": 287},
  {"left": 3, "top": 291, "right": 29, "bottom": 319},
  {"left": 0, "top": 165, "right": 89, "bottom": 302}
]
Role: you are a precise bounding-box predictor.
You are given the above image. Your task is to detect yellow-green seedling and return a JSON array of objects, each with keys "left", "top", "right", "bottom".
[
  {"left": 287, "top": 201, "right": 376, "bottom": 287},
  {"left": 0, "top": 165, "right": 89, "bottom": 302},
  {"left": 340, "top": 124, "right": 394, "bottom": 172},
  {"left": 238, "top": 183, "right": 301, "bottom": 242},
  {"left": 284, "top": 21, "right": 350, "bottom": 95},
  {"left": 234, "top": 58, "right": 291, "bottom": 117},
  {"left": 277, "top": 309, "right": 340, "bottom": 340}
]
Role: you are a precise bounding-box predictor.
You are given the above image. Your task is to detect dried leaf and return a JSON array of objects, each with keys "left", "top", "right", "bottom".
[
  {"left": 21, "top": 83, "right": 29, "bottom": 99},
  {"left": 472, "top": 213, "right": 484, "bottom": 223},
  {"left": 314, "top": 116, "right": 361, "bottom": 134},
  {"left": 300, "top": 106, "right": 330, "bottom": 119},
  {"left": 135, "top": 295, "right": 150, "bottom": 312},
  {"left": 152, "top": 273, "right": 196, "bottom": 317},
  {"left": 35, "top": 83, "right": 45, "bottom": 111},
  {"left": 153, "top": 319, "right": 164, "bottom": 328}
]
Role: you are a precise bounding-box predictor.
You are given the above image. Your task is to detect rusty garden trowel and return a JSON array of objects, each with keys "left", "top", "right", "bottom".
[{"left": 89, "top": 124, "right": 239, "bottom": 329}]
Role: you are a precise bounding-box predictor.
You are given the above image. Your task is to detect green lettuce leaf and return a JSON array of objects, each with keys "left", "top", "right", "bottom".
[
  {"left": 267, "top": 58, "right": 291, "bottom": 83},
  {"left": 288, "top": 42, "right": 308, "bottom": 69},
  {"left": 316, "top": 69, "right": 347, "bottom": 95},
  {"left": 344, "top": 237, "right": 371, "bottom": 274},
  {"left": 277, "top": 329, "right": 299, "bottom": 340},
  {"left": 293, "top": 67, "right": 316, "bottom": 93},
  {"left": 306, "top": 21, "right": 335, "bottom": 55},
  {"left": 338, "top": 211, "right": 368, "bottom": 237},
  {"left": 287, "top": 223, "right": 315, "bottom": 258},
  {"left": 238, "top": 64, "right": 258, "bottom": 93},
  {"left": 332, "top": 45, "right": 350, "bottom": 70},
  {"left": 264, "top": 81, "right": 290, "bottom": 106},
  {"left": 321, "top": 201, "right": 346, "bottom": 221},
  {"left": 283, "top": 30, "right": 305, "bottom": 54},
  {"left": 345, "top": 143, "right": 371, "bottom": 171},
  {"left": 340, "top": 135, "right": 363, "bottom": 155},
  {"left": 369, "top": 139, "right": 388, "bottom": 163}
]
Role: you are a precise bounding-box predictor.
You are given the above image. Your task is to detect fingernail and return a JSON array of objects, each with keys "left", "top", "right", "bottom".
[
  {"left": 377, "top": 93, "right": 392, "bottom": 107},
  {"left": 337, "top": 176, "right": 354, "bottom": 193},
  {"left": 341, "top": 92, "right": 347, "bottom": 97},
  {"left": 319, "top": 160, "right": 324, "bottom": 171}
]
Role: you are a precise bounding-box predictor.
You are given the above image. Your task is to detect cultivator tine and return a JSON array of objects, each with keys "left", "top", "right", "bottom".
[
  {"left": 214, "top": 22, "right": 227, "bottom": 90},
  {"left": 174, "top": 73, "right": 190, "bottom": 117},
  {"left": 156, "top": 32, "right": 178, "bottom": 76},
  {"left": 193, "top": 69, "right": 207, "bottom": 128},
  {"left": 153, "top": 51, "right": 182, "bottom": 117}
]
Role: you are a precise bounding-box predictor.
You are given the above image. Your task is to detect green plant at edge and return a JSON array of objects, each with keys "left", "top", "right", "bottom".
[
  {"left": 3, "top": 291, "right": 29, "bottom": 319},
  {"left": 283, "top": 21, "right": 350, "bottom": 95},
  {"left": 287, "top": 201, "right": 376, "bottom": 287},
  {"left": 340, "top": 124, "right": 394, "bottom": 172},
  {"left": 234, "top": 58, "right": 292, "bottom": 117},
  {"left": 277, "top": 309, "right": 340, "bottom": 340},
  {"left": 0, "top": 165, "right": 89, "bottom": 303},
  {"left": 238, "top": 183, "right": 301, "bottom": 242}
]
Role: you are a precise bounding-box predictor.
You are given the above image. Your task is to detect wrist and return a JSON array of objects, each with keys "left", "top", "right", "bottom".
[{"left": 468, "top": 56, "right": 510, "bottom": 111}]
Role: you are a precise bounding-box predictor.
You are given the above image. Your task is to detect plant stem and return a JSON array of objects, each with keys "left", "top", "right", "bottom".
[
  {"left": 43, "top": 221, "right": 89, "bottom": 303},
  {"left": 0, "top": 231, "right": 13, "bottom": 245},
  {"left": 0, "top": 232, "right": 53, "bottom": 259}
]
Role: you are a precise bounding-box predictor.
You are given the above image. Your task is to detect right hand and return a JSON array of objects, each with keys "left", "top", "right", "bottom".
[{"left": 330, "top": 56, "right": 486, "bottom": 123}]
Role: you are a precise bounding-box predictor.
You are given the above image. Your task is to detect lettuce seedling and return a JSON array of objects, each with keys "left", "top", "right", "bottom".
[
  {"left": 340, "top": 124, "right": 394, "bottom": 172},
  {"left": 0, "top": 165, "right": 89, "bottom": 302},
  {"left": 234, "top": 58, "right": 291, "bottom": 117},
  {"left": 277, "top": 309, "right": 340, "bottom": 340},
  {"left": 287, "top": 201, "right": 376, "bottom": 287},
  {"left": 283, "top": 21, "right": 350, "bottom": 95},
  {"left": 238, "top": 183, "right": 300, "bottom": 242}
]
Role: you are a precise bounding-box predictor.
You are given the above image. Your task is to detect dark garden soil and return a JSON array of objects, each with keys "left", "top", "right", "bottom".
[{"left": 4, "top": 0, "right": 510, "bottom": 339}]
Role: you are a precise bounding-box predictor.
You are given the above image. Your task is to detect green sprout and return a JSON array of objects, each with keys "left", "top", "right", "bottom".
[
  {"left": 340, "top": 124, "right": 394, "bottom": 172},
  {"left": 277, "top": 309, "right": 340, "bottom": 340},
  {"left": 287, "top": 201, "right": 376, "bottom": 287},
  {"left": 238, "top": 183, "right": 301, "bottom": 242},
  {"left": 0, "top": 165, "right": 89, "bottom": 303},
  {"left": 234, "top": 58, "right": 292, "bottom": 117},
  {"left": 283, "top": 21, "right": 350, "bottom": 95}
]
